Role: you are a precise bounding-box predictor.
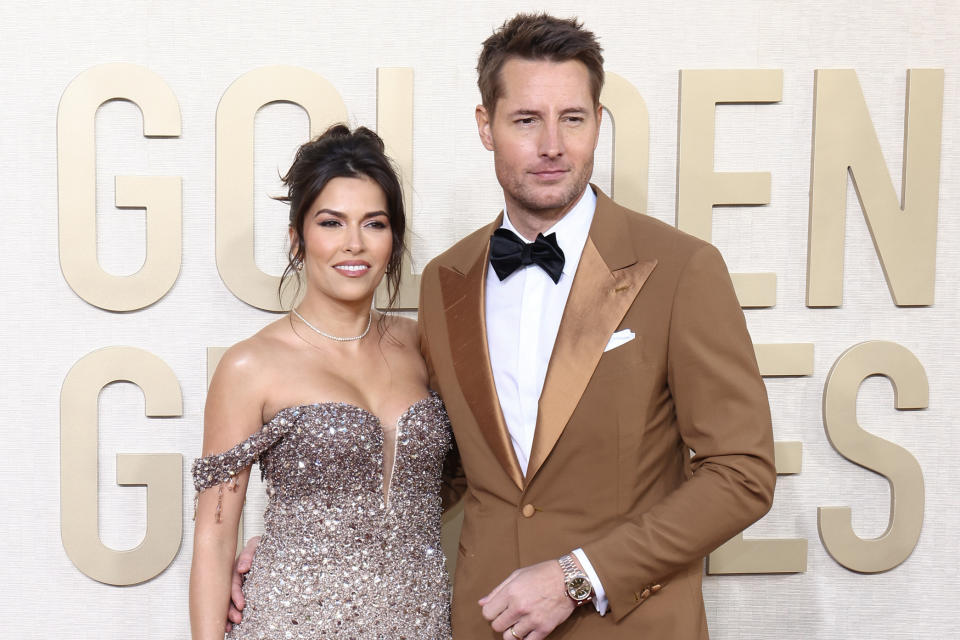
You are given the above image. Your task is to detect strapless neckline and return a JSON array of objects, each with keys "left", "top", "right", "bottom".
[
  {"left": 265, "top": 390, "right": 440, "bottom": 432},
  {"left": 263, "top": 391, "right": 441, "bottom": 508}
]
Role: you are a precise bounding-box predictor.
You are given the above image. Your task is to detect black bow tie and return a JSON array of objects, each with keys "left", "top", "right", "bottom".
[{"left": 489, "top": 228, "right": 565, "bottom": 284}]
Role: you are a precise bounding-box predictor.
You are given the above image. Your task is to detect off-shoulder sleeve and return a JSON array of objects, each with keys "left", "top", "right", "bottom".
[{"left": 192, "top": 414, "right": 288, "bottom": 493}]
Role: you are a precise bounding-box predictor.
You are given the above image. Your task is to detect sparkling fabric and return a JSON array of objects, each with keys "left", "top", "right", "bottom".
[{"left": 192, "top": 393, "right": 452, "bottom": 639}]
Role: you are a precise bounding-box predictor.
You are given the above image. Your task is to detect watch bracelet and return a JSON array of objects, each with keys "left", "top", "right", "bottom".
[{"left": 558, "top": 554, "right": 592, "bottom": 603}]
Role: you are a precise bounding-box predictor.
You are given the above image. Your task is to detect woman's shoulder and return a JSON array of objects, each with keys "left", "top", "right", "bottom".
[
  {"left": 384, "top": 313, "right": 417, "bottom": 342},
  {"left": 379, "top": 313, "right": 423, "bottom": 357},
  {"left": 379, "top": 313, "right": 429, "bottom": 385},
  {"left": 211, "top": 318, "right": 294, "bottom": 388}
]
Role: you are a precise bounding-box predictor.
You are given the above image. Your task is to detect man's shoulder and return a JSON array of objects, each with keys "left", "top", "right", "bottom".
[
  {"left": 423, "top": 219, "right": 497, "bottom": 277},
  {"left": 597, "top": 194, "right": 713, "bottom": 264}
]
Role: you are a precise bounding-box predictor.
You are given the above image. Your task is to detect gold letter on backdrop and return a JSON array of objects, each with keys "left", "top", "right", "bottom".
[
  {"left": 375, "top": 68, "right": 418, "bottom": 310},
  {"left": 61, "top": 347, "right": 183, "bottom": 585},
  {"left": 820, "top": 341, "right": 926, "bottom": 572},
  {"left": 677, "top": 69, "right": 782, "bottom": 308},
  {"left": 807, "top": 69, "right": 943, "bottom": 307},
  {"left": 708, "top": 343, "right": 811, "bottom": 574},
  {"left": 216, "top": 66, "right": 349, "bottom": 311},
  {"left": 600, "top": 72, "right": 649, "bottom": 214},
  {"left": 57, "top": 63, "right": 182, "bottom": 311}
]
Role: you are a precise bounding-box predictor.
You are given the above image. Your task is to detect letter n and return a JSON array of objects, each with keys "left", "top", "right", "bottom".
[{"left": 807, "top": 69, "right": 943, "bottom": 307}]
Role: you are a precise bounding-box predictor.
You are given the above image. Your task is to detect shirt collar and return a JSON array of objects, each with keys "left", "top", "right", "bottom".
[{"left": 500, "top": 186, "right": 596, "bottom": 277}]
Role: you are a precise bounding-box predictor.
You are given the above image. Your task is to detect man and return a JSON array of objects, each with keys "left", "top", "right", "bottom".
[
  {"left": 418, "top": 13, "right": 775, "bottom": 640},
  {"left": 232, "top": 13, "right": 775, "bottom": 639}
]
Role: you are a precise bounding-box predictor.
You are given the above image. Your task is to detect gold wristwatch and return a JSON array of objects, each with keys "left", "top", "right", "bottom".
[{"left": 558, "top": 554, "right": 593, "bottom": 606}]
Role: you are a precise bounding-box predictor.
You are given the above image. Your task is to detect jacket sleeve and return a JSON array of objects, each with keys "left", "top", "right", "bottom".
[{"left": 581, "top": 243, "right": 776, "bottom": 620}]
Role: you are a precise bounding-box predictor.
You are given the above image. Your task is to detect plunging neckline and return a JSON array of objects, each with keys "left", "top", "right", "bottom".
[{"left": 265, "top": 392, "right": 438, "bottom": 508}]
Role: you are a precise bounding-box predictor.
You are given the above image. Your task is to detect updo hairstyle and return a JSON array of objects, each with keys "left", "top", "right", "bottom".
[{"left": 277, "top": 124, "right": 406, "bottom": 308}]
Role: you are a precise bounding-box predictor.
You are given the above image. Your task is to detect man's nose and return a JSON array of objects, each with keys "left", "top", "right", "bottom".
[{"left": 538, "top": 121, "right": 564, "bottom": 158}]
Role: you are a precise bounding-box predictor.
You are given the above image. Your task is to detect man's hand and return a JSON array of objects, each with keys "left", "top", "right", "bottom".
[
  {"left": 225, "top": 535, "right": 261, "bottom": 632},
  {"left": 479, "top": 559, "right": 575, "bottom": 640}
]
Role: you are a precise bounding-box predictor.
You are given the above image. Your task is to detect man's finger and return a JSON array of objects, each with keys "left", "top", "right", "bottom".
[
  {"left": 490, "top": 608, "right": 520, "bottom": 634},
  {"left": 227, "top": 603, "right": 244, "bottom": 624},
  {"left": 479, "top": 574, "right": 513, "bottom": 605},
  {"left": 481, "top": 588, "right": 512, "bottom": 623},
  {"left": 481, "top": 598, "right": 504, "bottom": 622},
  {"left": 237, "top": 535, "right": 260, "bottom": 572},
  {"left": 230, "top": 534, "right": 261, "bottom": 615},
  {"left": 504, "top": 622, "right": 536, "bottom": 640},
  {"left": 230, "top": 565, "right": 246, "bottom": 610}
]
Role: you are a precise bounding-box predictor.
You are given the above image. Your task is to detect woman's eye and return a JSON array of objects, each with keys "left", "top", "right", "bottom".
[
  {"left": 318, "top": 219, "right": 341, "bottom": 227},
  {"left": 365, "top": 221, "right": 388, "bottom": 229}
]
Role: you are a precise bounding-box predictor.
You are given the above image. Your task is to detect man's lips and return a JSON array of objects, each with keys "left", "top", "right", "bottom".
[{"left": 530, "top": 168, "right": 570, "bottom": 180}]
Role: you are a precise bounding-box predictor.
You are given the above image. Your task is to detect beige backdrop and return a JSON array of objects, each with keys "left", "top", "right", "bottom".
[{"left": 1, "top": 0, "right": 957, "bottom": 637}]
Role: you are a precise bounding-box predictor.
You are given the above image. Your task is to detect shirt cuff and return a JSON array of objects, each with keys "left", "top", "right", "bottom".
[{"left": 571, "top": 548, "right": 608, "bottom": 616}]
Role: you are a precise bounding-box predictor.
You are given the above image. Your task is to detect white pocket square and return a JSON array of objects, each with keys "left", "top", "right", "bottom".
[{"left": 604, "top": 329, "right": 636, "bottom": 352}]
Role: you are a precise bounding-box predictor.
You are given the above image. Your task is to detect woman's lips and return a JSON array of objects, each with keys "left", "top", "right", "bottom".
[{"left": 333, "top": 262, "right": 371, "bottom": 276}]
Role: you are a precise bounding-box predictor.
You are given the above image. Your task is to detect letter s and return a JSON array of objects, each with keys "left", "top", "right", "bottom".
[{"left": 819, "top": 340, "right": 926, "bottom": 572}]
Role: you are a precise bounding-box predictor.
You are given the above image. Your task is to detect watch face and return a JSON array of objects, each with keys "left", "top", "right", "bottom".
[{"left": 566, "top": 576, "right": 591, "bottom": 601}]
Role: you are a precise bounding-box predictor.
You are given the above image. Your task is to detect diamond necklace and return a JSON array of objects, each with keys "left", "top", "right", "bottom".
[{"left": 291, "top": 308, "right": 372, "bottom": 342}]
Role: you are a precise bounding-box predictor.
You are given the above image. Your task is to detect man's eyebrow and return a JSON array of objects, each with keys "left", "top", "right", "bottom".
[
  {"left": 506, "top": 107, "right": 589, "bottom": 117},
  {"left": 507, "top": 109, "right": 542, "bottom": 117}
]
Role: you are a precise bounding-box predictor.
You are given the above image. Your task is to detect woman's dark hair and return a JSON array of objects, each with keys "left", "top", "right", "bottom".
[{"left": 277, "top": 124, "right": 406, "bottom": 311}]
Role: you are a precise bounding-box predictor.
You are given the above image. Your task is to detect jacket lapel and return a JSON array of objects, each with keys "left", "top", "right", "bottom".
[
  {"left": 526, "top": 189, "right": 657, "bottom": 484},
  {"left": 438, "top": 217, "right": 525, "bottom": 490}
]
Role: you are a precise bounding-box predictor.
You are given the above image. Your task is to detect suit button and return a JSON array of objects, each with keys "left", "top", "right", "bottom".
[{"left": 521, "top": 504, "right": 536, "bottom": 518}]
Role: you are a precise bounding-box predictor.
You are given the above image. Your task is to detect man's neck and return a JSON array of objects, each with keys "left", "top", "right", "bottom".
[{"left": 503, "top": 188, "right": 589, "bottom": 241}]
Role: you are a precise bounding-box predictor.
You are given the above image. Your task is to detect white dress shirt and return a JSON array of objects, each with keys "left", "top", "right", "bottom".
[{"left": 485, "top": 186, "right": 609, "bottom": 615}]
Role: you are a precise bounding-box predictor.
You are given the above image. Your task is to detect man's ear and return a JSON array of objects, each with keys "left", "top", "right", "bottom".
[
  {"left": 593, "top": 103, "right": 603, "bottom": 149},
  {"left": 476, "top": 104, "right": 495, "bottom": 151}
]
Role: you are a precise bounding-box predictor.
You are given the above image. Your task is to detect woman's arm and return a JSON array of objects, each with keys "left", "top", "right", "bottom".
[
  {"left": 189, "top": 467, "right": 251, "bottom": 637},
  {"left": 189, "top": 342, "right": 267, "bottom": 640}
]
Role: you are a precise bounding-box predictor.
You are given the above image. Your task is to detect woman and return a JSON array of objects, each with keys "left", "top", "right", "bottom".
[{"left": 189, "top": 125, "right": 452, "bottom": 639}]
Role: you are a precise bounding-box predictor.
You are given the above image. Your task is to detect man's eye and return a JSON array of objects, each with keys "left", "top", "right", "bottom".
[{"left": 516, "top": 117, "right": 536, "bottom": 125}]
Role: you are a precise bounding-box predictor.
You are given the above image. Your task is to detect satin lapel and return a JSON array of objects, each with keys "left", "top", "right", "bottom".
[
  {"left": 439, "top": 233, "right": 524, "bottom": 490},
  {"left": 526, "top": 225, "right": 657, "bottom": 485}
]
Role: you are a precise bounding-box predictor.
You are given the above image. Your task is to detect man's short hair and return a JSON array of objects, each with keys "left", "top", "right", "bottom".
[{"left": 477, "top": 13, "right": 605, "bottom": 114}]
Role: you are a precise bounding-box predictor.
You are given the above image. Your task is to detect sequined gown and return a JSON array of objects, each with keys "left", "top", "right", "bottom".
[{"left": 192, "top": 393, "right": 452, "bottom": 640}]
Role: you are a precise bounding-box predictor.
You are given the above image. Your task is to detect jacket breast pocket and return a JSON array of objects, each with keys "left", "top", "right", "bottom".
[{"left": 591, "top": 332, "right": 647, "bottom": 383}]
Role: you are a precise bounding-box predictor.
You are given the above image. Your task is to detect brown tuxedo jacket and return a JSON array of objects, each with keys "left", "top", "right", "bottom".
[{"left": 418, "top": 187, "right": 775, "bottom": 639}]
